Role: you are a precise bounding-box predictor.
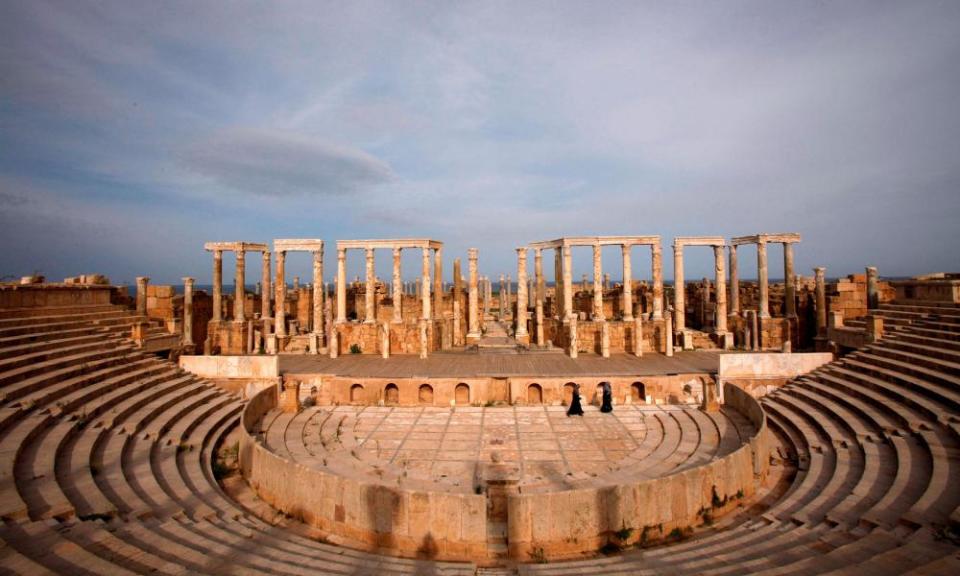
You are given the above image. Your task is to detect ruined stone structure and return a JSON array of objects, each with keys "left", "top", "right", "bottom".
[{"left": 2, "top": 253, "right": 959, "bottom": 574}]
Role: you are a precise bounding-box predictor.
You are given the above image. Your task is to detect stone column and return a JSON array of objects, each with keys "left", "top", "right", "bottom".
[
  {"left": 750, "top": 310, "right": 760, "bottom": 350},
  {"left": 554, "top": 248, "right": 563, "bottom": 319},
  {"left": 212, "top": 250, "right": 222, "bottom": 321},
  {"left": 664, "top": 307, "right": 674, "bottom": 357},
  {"left": 516, "top": 248, "right": 529, "bottom": 342},
  {"left": 467, "top": 249, "right": 480, "bottom": 340},
  {"left": 381, "top": 322, "right": 390, "bottom": 359},
  {"left": 535, "top": 298, "right": 544, "bottom": 346},
  {"left": 729, "top": 245, "right": 740, "bottom": 315},
  {"left": 336, "top": 248, "right": 347, "bottom": 323},
  {"left": 633, "top": 315, "right": 643, "bottom": 357},
  {"left": 562, "top": 245, "right": 573, "bottom": 320},
  {"left": 814, "top": 267, "right": 827, "bottom": 338},
  {"left": 568, "top": 316, "right": 578, "bottom": 359},
  {"left": 135, "top": 276, "right": 149, "bottom": 316},
  {"left": 453, "top": 257, "right": 462, "bottom": 345},
  {"left": 622, "top": 244, "right": 633, "bottom": 321},
  {"left": 275, "top": 251, "right": 287, "bottom": 337},
  {"left": 714, "top": 245, "right": 728, "bottom": 333},
  {"left": 603, "top": 273, "right": 610, "bottom": 292},
  {"left": 866, "top": 266, "right": 879, "bottom": 310},
  {"left": 313, "top": 248, "right": 324, "bottom": 339},
  {"left": 261, "top": 251, "right": 271, "bottom": 320},
  {"left": 535, "top": 248, "right": 545, "bottom": 307},
  {"left": 419, "top": 319, "right": 428, "bottom": 359},
  {"left": 673, "top": 243, "right": 684, "bottom": 332},
  {"left": 234, "top": 249, "right": 246, "bottom": 322},
  {"left": 757, "top": 242, "right": 770, "bottom": 318},
  {"left": 434, "top": 247, "right": 443, "bottom": 320},
  {"left": 498, "top": 274, "right": 506, "bottom": 321},
  {"left": 182, "top": 277, "right": 194, "bottom": 347},
  {"left": 600, "top": 321, "right": 610, "bottom": 358},
  {"left": 363, "top": 248, "right": 376, "bottom": 323},
  {"left": 421, "top": 247, "right": 431, "bottom": 320},
  {"left": 784, "top": 243, "right": 796, "bottom": 318},
  {"left": 391, "top": 248, "right": 403, "bottom": 323},
  {"left": 652, "top": 243, "right": 663, "bottom": 320},
  {"left": 293, "top": 276, "right": 300, "bottom": 292}
]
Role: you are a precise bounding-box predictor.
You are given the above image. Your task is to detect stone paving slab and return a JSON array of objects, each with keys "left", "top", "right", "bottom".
[{"left": 280, "top": 351, "right": 721, "bottom": 377}]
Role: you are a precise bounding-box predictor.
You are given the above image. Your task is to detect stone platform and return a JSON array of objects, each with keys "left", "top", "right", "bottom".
[{"left": 279, "top": 350, "right": 721, "bottom": 378}]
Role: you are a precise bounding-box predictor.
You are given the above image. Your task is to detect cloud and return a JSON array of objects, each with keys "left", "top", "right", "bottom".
[{"left": 182, "top": 128, "right": 393, "bottom": 197}]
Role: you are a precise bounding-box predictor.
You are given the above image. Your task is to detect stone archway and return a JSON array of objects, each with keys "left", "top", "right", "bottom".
[
  {"left": 527, "top": 383, "right": 543, "bottom": 405},
  {"left": 455, "top": 383, "right": 470, "bottom": 404},
  {"left": 563, "top": 382, "right": 576, "bottom": 406},
  {"left": 385, "top": 383, "right": 399, "bottom": 405},
  {"left": 350, "top": 383, "right": 364, "bottom": 404},
  {"left": 419, "top": 384, "right": 434, "bottom": 405},
  {"left": 631, "top": 382, "right": 645, "bottom": 403}
]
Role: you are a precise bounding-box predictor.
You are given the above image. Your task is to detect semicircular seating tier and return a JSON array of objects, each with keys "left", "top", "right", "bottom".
[{"left": 0, "top": 301, "right": 958, "bottom": 574}]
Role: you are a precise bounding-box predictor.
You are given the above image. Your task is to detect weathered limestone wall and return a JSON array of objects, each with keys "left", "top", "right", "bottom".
[
  {"left": 290, "top": 373, "right": 714, "bottom": 407},
  {"left": 718, "top": 352, "right": 833, "bottom": 398},
  {"left": 0, "top": 284, "right": 115, "bottom": 308},
  {"left": 333, "top": 319, "right": 454, "bottom": 355},
  {"left": 239, "top": 385, "right": 488, "bottom": 561},
  {"left": 179, "top": 354, "right": 280, "bottom": 398},
  {"left": 828, "top": 273, "right": 895, "bottom": 321},
  {"left": 506, "top": 382, "right": 770, "bottom": 560},
  {"left": 891, "top": 275, "right": 960, "bottom": 303},
  {"left": 549, "top": 318, "right": 667, "bottom": 354}
]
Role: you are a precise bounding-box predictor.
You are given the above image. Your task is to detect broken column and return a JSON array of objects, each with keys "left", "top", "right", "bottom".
[
  {"left": 664, "top": 307, "right": 674, "bottom": 357},
  {"left": 467, "top": 248, "right": 480, "bottom": 342},
  {"left": 600, "top": 321, "right": 610, "bottom": 358},
  {"left": 633, "top": 315, "right": 643, "bottom": 357},
  {"left": 814, "top": 267, "right": 827, "bottom": 338},
  {"left": 182, "top": 277, "right": 194, "bottom": 348},
  {"left": 136, "top": 276, "right": 149, "bottom": 316},
  {"left": 866, "top": 266, "right": 879, "bottom": 310}
]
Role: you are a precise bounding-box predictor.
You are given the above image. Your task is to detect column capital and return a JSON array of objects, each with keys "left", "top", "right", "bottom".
[
  {"left": 182, "top": 277, "right": 194, "bottom": 286},
  {"left": 136, "top": 276, "right": 150, "bottom": 284}
]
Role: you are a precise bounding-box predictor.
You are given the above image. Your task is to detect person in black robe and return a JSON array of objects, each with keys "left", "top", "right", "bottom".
[
  {"left": 567, "top": 383, "right": 584, "bottom": 416},
  {"left": 600, "top": 381, "right": 613, "bottom": 413}
]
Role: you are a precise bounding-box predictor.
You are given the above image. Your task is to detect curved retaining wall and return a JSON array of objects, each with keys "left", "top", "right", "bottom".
[
  {"left": 238, "top": 384, "right": 488, "bottom": 561},
  {"left": 506, "top": 382, "right": 772, "bottom": 559},
  {"left": 239, "top": 382, "right": 771, "bottom": 562}
]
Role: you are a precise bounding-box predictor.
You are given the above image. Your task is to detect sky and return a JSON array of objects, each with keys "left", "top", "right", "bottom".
[{"left": 1, "top": 0, "right": 959, "bottom": 287}]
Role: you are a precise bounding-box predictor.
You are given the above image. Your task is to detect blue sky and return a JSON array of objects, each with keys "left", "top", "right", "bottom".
[{"left": 1, "top": 1, "right": 958, "bottom": 286}]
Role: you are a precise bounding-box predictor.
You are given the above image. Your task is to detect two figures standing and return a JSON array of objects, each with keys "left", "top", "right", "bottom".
[{"left": 566, "top": 382, "right": 613, "bottom": 416}]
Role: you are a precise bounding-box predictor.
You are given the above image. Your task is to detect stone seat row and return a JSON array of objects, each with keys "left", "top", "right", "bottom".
[
  {"left": 513, "top": 304, "right": 960, "bottom": 575},
  {"left": 0, "top": 304, "right": 477, "bottom": 575}
]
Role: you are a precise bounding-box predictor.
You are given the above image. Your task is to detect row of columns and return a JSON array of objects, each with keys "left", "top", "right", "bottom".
[
  {"left": 336, "top": 247, "right": 440, "bottom": 324},
  {"left": 210, "top": 247, "right": 270, "bottom": 324},
  {"left": 725, "top": 242, "right": 797, "bottom": 321}
]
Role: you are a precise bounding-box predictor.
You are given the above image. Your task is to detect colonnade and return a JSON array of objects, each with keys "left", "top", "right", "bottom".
[
  {"left": 273, "top": 239, "right": 325, "bottom": 352},
  {"left": 728, "top": 233, "right": 802, "bottom": 320},
  {"left": 204, "top": 242, "right": 270, "bottom": 324},
  {"left": 672, "top": 237, "right": 727, "bottom": 335}
]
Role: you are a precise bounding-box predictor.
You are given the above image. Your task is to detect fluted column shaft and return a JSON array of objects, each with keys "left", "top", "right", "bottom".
[
  {"left": 673, "top": 243, "right": 685, "bottom": 332},
  {"left": 562, "top": 245, "right": 573, "bottom": 320},
  {"left": 336, "top": 248, "right": 347, "bottom": 323},
  {"left": 275, "top": 251, "right": 287, "bottom": 336},
  {"left": 182, "top": 277, "right": 194, "bottom": 346},
  {"left": 651, "top": 243, "right": 663, "bottom": 320},
  {"left": 433, "top": 247, "right": 443, "bottom": 320},
  {"left": 622, "top": 244, "right": 633, "bottom": 321},
  {"left": 468, "top": 248, "right": 480, "bottom": 337},
  {"left": 260, "top": 252, "right": 271, "bottom": 321},
  {"left": 714, "top": 245, "right": 727, "bottom": 332},
  {"left": 364, "top": 248, "right": 376, "bottom": 323},
  {"left": 312, "top": 248, "right": 324, "bottom": 334},
  {"left": 234, "top": 249, "right": 246, "bottom": 322},
  {"left": 392, "top": 248, "right": 403, "bottom": 322},
  {"left": 421, "top": 247, "right": 431, "bottom": 320},
  {"left": 212, "top": 250, "right": 222, "bottom": 322},
  {"left": 516, "top": 248, "right": 529, "bottom": 338},
  {"left": 784, "top": 243, "right": 796, "bottom": 318},
  {"left": 758, "top": 242, "right": 770, "bottom": 318}
]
